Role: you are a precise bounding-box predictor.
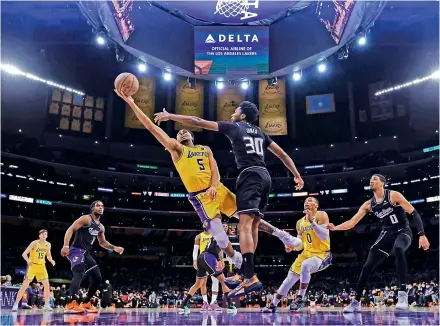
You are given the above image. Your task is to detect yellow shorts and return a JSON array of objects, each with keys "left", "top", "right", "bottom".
[
  {"left": 25, "top": 263, "right": 48, "bottom": 282},
  {"left": 188, "top": 183, "right": 237, "bottom": 223},
  {"left": 290, "top": 251, "right": 332, "bottom": 275}
]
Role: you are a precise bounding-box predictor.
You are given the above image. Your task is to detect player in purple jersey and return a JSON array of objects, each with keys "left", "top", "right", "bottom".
[
  {"left": 155, "top": 101, "right": 304, "bottom": 297},
  {"left": 60, "top": 201, "right": 124, "bottom": 313}
]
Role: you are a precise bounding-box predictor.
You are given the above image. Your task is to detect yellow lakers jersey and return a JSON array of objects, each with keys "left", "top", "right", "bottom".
[
  {"left": 199, "top": 232, "right": 213, "bottom": 254},
  {"left": 29, "top": 241, "right": 49, "bottom": 265},
  {"left": 299, "top": 215, "right": 330, "bottom": 253},
  {"left": 174, "top": 145, "right": 211, "bottom": 192}
]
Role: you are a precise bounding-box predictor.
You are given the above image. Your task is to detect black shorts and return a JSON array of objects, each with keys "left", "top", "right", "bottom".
[
  {"left": 370, "top": 228, "right": 413, "bottom": 256},
  {"left": 235, "top": 166, "right": 272, "bottom": 217},
  {"left": 196, "top": 252, "right": 222, "bottom": 279}
]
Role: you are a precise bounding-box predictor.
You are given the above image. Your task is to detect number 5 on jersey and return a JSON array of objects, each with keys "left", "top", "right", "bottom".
[{"left": 197, "top": 158, "right": 205, "bottom": 171}]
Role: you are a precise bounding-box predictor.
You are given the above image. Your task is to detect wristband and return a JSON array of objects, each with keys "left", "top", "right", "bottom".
[{"left": 63, "top": 245, "right": 69, "bottom": 248}]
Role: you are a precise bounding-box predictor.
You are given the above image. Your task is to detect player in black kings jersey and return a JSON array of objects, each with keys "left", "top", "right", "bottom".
[
  {"left": 155, "top": 101, "right": 304, "bottom": 297},
  {"left": 328, "top": 174, "right": 430, "bottom": 312},
  {"left": 60, "top": 201, "right": 124, "bottom": 313}
]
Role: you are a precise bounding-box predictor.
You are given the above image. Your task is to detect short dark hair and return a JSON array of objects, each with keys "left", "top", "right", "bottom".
[
  {"left": 239, "top": 101, "right": 259, "bottom": 123},
  {"left": 373, "top": 174, "right": 387, "bottom": 185},
  {"left": 39, "top": 229, "right": 48, "bottom": 235},
  {"left": 90, "top": 200, "right": 103, "bottom": 211}
]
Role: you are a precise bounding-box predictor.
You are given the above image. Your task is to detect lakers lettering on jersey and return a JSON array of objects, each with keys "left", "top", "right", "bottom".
[
  {"left": 174, "top": 145, "right": 211, "bottom": 193},
  {"left": 29, "top": 241, "right": 49, "bottom": 265},
  {"left": 199, "top": 232, "right": 213, "bottom": 254},
  {"left": 299, "top": 217, "right": 330, "bottom": 253}
]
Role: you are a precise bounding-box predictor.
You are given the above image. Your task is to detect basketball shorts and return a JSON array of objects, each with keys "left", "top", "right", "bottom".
[
  {"left": 196, "top": 252, "right": 222, "bottom": 279},
  {"left": 188, "top": 182, "right": 237, "bottom": 224},
  {"left": 370, "top": 227, "right": 412, "bottom": 256},
  {"left": 68, "top": 247, "right": 98, "bottom": 272},
  {"left": 290, "top": 251, "right": 332, "bottom": 275},
  {"left": 25, "top": 263, "right": 48, "bottom": 282},
  {"left": 235, "top": 166, "right": 272, "bottom": 217}
]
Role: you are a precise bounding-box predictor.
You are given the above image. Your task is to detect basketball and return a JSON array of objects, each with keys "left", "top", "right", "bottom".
[{"left": 114, "top": 73, "right": 139, "bottom": 96}]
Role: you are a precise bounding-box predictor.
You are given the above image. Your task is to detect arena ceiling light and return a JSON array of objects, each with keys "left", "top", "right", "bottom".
[
  {"left": 0, "top": 63, "right": 85, "bottom": 95},
  {"left": 162, "top": 70, "right": 172, "bottom": 81},
  {"left": 358, "top": 32, "right": 367, "bottom": 46},
  {"left": 137, "top": 60, "right": 147, "bottom": 73},
  {"left": 240, "top": 80, "right": 250, "bottom": 90},
  {"left": 374, "top": 70, "right": 440, "bottom": 96},
  {"left": 293, "top": 71, "right": 302, "bottom": 81},
  {"left": 96, "top": 32, "right": 106, "bottom": 46},
  {"left": 215, "top": 80, "right": 225, "bottom": 89},
  {"left": 317, "top": 62, "right": 327, "bottom": 73}
]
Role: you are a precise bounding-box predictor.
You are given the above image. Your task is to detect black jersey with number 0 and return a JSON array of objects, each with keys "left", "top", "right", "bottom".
[
  {"left": 370, "top": 189, "right": 409, "bottom": 231},
  {"left": 217, "top": 121, "right": 273, "bottom": 170},
  {"left": 71, "top": 215, "right": 102, "bottom": 251}
]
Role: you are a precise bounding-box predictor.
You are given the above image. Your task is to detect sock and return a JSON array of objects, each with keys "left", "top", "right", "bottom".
[
  {"left": 298, "top": 288, "right": 307, "bottom": 297},
  {"left": 182, "top": 294, "right": 192, "bottom": 307},
  {"left": 243, "top": 252, "right": 255, "bottom": 279},
  {"left": 272, "top": 298, "right": 280, "bottom": 307},
  {"left": 202, "top": 295, "right": 208, "bottom": 303},
  {"left": 211, "top": 294, "right": 217, "bottom": 304}
]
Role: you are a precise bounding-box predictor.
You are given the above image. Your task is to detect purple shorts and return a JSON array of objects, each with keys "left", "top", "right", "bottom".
[{"left": 67, "top": 247, "right": 97, "bottom": 270}]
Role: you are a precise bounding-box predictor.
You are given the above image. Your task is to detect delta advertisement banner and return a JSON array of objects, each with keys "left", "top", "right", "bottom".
[
  {"left": 125, "top": 77, "right": 156, "bottom": 128},
  {"left": 175, "top": 77, "right": 204, "bottom": 132},
  {"left": 258, "top": 79, "right": 288, "bottom": 136},
  {"left": 194, "top": 26, "right": 269, "bottom": 75},
  {"left": 217, "top": 83, "right": 245, "bottom": 122}
]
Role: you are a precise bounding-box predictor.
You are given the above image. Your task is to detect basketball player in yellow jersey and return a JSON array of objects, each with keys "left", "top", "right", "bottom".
[
  {"left": 115, "top": 89, "right": 242, "bottom": 268},
  {"left": 263, "top": 197, "right": 332, "bottom": 313},
  {"left": 12, "top": 229, "right": 56, "bottom": 311}
]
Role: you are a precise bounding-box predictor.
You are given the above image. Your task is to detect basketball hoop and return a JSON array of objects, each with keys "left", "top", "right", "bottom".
[{"left": 214, "top": 0, "right": 249, "bottom": 18}]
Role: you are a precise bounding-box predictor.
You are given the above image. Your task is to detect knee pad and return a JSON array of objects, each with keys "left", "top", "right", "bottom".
[
  {"left": 277, "top": 272, "right": 299, "bottom": 297},
  {"left": 211, "top": 276, "right": 219, "bottom": 292}
]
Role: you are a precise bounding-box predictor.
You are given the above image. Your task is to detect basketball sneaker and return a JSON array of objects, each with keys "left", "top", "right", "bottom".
[
  {"left": 228, "top": 275, "right": 262, "bottom": 298},
  {"left": 80, "top": 302, "right": 99, "bottom": 313},
  {"left": 232, "top": 251, "right": 243, "bottom": 269},
  {"left": 43, "top": 304, "right": 53, "bottom": 311},
  {"left": 278, "top": 230, "right": 302, "bottom": 248},
  {"left": 178, "top": 305, "right": 190, "bottom": 314},
  {"left": 262, "top": 303, "right": 277, "bottom": 313},
  {"left": 200, "top": 302, "right": 210, "bottom": 312},
  {"left": 224, "top": 274, "right": 243, "bottom": 289},
  {"left": 395, "top": 291, "right": 409, "bottom": 310},
  {"left": 290, "top": 296, "right": 307, "bottom": 311},
  {"left": 343, "top": 299, "right": 361, "bottom": 313},
  {"left": 209, "top": 303, "right": 222, "bottom": 311},
  {"left": 227, "top": 302, "right": 237, "bottom": 314},
  {"left": 64, "top": 300, "right": 85, "bottom": 314}
]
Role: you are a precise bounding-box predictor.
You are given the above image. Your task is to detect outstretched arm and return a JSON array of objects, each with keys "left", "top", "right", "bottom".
[
  {"left": 328, "top": 201, "right": 370, "bottom": 231},
  {"left": 115, "top": 91, "right": 181, "bottom": 154},
  {"left": 267, "top": 142, "right": 304, "bottom": 190},
  {"left": 154, "top": 109, "right": 219, "bottom": 131},
  {"left": 97, "top": 226, "right": 124, "bottom": 254}
]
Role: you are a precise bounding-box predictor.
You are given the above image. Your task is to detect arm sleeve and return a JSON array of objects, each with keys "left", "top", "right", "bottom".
[
  {"left": 263, "top": 132, "right": 273, "bottom": 147},
  {"left": 192, "top": 245, "right": 199, "bottom": 261},
  {"left": 217, "top": 122, "right": 238, "bottom": 138},
  {"left": 410, "top": 210, "right": 425, "bottom": 236},
  {"left": 312, "top": 222, "right": 330, "bottom": 241}
]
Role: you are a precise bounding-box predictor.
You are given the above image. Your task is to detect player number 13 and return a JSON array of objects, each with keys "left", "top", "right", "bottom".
[{"left": 243, "top": 137, "right": 264, "bottom": 157}]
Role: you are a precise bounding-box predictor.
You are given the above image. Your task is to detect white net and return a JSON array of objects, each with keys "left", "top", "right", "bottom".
[{"left": 215, "top": 0, "right": 249, "bottom": 18}]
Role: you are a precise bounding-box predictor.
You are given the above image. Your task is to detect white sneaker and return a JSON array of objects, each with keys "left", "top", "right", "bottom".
[
  {"left": 11, "top": 305, "right": 18, "bottom": 312},
  {"left": 232, "top": 251, "right": 243, "bottom": 269},
  {"left": 396, "top": 291, "right": 409, "bottom": 310},
  {"left": 43, "top": 305, "right": 53, "bottom": 311},
  {"left": 279, "top": 230, "right": 302, "bottom": 247},
  {"left": 343, "top": 299, "right": 361, "bottom": 313}
]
